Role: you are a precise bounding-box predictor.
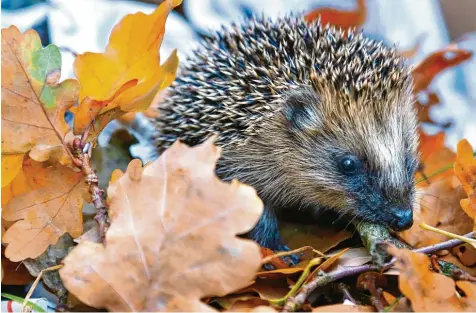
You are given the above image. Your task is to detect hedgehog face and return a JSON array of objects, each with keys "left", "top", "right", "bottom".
[{"left": 282, "top": 85, "right": 419, "bottom": 231}]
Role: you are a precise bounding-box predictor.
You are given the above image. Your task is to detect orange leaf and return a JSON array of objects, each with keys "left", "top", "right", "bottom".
[
  {"left": 305, "top": 0, "right": 366, "bottom": 31},
  {"left": 399, "top": 177, "right": 472, "bottom": 247},
  {"left": 388, "top": 246, "right": 476, "bottom": 312},
  {"left": 412, "top": 45, "right": 472, "bottom": 92},
  {"left": 59, "top": 139, "right": 263, "bottom": 312},
  {"left": 1, "top": 154, "right": 24, "bottom": 188},
  {"left": 73, "top": 0, "right": 181, "bottom": 139},
  {"left": 454, "top": 139, "right": 476, "bottom": 228},
  {"left": 2, "top": 161, "right": 89, "bottom": 262},
  {"left": 415, "top": 131, "right": 456, "bottom": 187},
  {"left": 1, "top": 26, "right": 79, "bottom": 165}
]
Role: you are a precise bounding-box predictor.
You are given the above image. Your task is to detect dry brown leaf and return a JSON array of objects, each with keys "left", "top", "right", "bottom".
[
  {"left": 2, "top": 161, "right": 89, "bottom": 261},
  {"left": 454, "top": 139, "right": 476, "bottom": 228},
  {"left": 280, "top": 222, "right": 352, "bottom": 253},
  {"left": 451, "top": 243, "right": 476, "bottom": 267},
  {"left": 399, "top": 177, "right": 472, "bottom": 247},
  {"left": 235, "top": 277, "right": 291, "bottom": 301},
  {"left": 1, "top": 26, "right": 78, "bottom": 166},
  {"left": 227, "top": 298, "right": 271, "bottom": 312},
  {"left": 329, "top": 247, "right": 372, "bottom": 270},
  {"left": 388, "top": 246, "right": 476, "bottom": 312},
  {"left": 59, "top": 139, "right": 264, "bottom": 312}
]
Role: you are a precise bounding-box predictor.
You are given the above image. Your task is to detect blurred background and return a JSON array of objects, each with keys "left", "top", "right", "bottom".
[{"left": 2, "top": 0, "right": 475, "bottom": 151}]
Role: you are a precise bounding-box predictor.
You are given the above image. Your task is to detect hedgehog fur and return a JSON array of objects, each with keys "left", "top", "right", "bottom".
[{"left": 152, "top": 14, "right": 419, "bottom": 253}]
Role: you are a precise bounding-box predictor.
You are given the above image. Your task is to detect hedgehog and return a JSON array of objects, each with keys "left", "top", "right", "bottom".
[{"left": 151, "top": 14, "right": 419, "bottom": 256}]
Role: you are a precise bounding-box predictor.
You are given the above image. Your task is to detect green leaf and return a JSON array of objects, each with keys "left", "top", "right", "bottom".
[{"left": 1, "top": 293, "right": 47, "bottom": 312}]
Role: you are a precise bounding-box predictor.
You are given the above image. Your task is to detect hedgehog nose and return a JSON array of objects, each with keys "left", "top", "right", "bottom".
[{"left": 390, "top": 208, "right": 413, "bottom": 231}]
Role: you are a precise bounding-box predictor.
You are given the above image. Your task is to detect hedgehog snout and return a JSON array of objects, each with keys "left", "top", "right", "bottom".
[{"left": 388, "top": 207, "right": 414, "bottom": 231}]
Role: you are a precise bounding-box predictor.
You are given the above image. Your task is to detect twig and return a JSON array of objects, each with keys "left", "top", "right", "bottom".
[
  {"left": 261, "top": 246, "right": 318, "bottom": 265},
  {"left": 281, "top": 231, "right": 475, "bottom": 312},
  {"left": 452, "top": 268, "right": 476, "bottom": 283},
  {"left": 72, "top": 138, "right": 110, "bottom": 242},
  {"left": 430, "top": 255, "right": 441, "bottom": 272},
  {"left": 57, "top": 46, "right": 78, "bottom": 57},
  {"left": 336, "top": 283, "right": 357, "bottom": 304},
  {"left": 420, "top": 223, "right": 476, "bottom": 246},
  {"left": 362, "top": 274, "right": 388, "bottom": 312},
  {"left": 22, "top": 265, "right": 63, "bottom": 312}
]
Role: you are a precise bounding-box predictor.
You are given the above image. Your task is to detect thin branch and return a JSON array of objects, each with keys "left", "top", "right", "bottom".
[
  {"left": 72, "top": 138, "right": 110, "bottom": 242},
  {"left": 22, "top": 265, "right": 63, "bottom": 312},
  {"left": 281, "top": 231, "right": 475, "bottom": 312}
]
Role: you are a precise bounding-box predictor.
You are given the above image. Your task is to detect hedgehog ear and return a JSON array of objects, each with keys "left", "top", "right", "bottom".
[{"left": 282, "top": 87, "right": 321, "bottom": 132}]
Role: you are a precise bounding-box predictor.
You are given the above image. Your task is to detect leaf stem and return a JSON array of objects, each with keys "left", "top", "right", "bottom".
[
  {"left": 419, "top": 223, "right": 476, "bottom": 246},
  {"left": 22, "top": 265, "right": 63, "bottom": 312}
]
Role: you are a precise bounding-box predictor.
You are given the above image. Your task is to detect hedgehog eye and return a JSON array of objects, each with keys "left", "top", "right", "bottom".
[{"left": 338, "top": 155, "right": 361, "bottom": 174}]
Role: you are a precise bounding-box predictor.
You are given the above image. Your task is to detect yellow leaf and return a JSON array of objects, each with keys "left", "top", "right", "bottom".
[
  {"left": 73, "top": 0, "right": 181, "bottom": 138},
  {"left": 2, "top": 162, "right": 89, "bottom": 262},
  {"left": 454, "top": 139, "right": 476, "bottom": 228},
  {"left": 1, "top": 154, "right": 24, "bottom": 187}
]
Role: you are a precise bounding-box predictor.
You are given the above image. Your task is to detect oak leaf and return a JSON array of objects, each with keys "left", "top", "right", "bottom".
[
  {"left": 305, "top": 0, "right": 366, "bottom": 31},
  {"left": 412, "top": 45, "right": 472, "bottom": 92},
  {"left": 59, "top": 139, "right": 263, "bottom": 312},
  {"left": 2, "top": 160, "right": 89, "bottom": 262},
  {"left": 1, "top": 26, "right": 79, "bottom": 167},
  {"left": 1, "top": 154, "right": 24, "bottom": 188},
  {"left": 388, "top": 246, "right": 476, "bottom": 312},
  {"left": 399, "top": 177, "right": 472, "bottom": 247},
  {"left": 1, "top": 247, "right": 34, "bottom": 285},
  {"left": 415, "top": 131, "right": 456, "bottom": 187},
  {"left": 454, "top": 139, "right": 476, "bottom": 228},
  {"left": 1, "top": 158, "right": 50, "bottom": 207},
  {"left": 72, "top": 0, "right": 181, "bottom": 140}
]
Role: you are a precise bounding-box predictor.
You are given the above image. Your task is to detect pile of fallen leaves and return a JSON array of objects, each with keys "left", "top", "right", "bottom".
[{"left": 1, "top": 0, "right": 476, "bottom": 312}]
